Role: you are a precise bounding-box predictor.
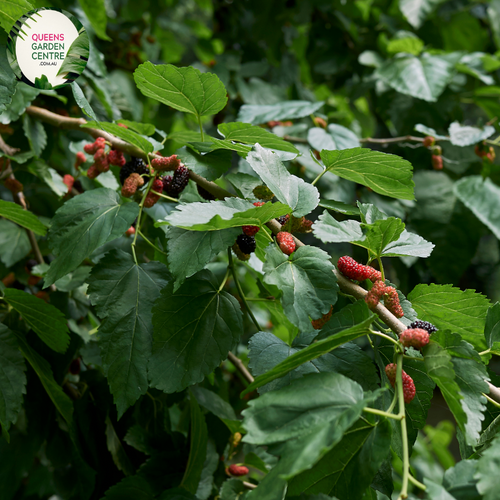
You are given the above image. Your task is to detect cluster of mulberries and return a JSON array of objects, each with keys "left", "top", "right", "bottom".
[
  {"left": 475, "top": 141, "right": 496, "bottom": 163},
  {"left": 409, "top": 320, "right": 437, "bottom": 334},
  {"left": 162, "top": 165, "right": 190, "bottom": 198},
  {"left": 385, "top": 363, "right": 416, "bottom": 404},
  {"left": 430, "top": 145, "right": 443, "bottom": 171},
  {"left": 81, "top": 136, "right": 127, "bottom": 181},
  {"left": 364, "top": 282, "right": 404, "bottom": 318}
]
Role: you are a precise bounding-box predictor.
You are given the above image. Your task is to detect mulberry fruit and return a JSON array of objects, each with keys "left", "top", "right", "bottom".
[
  {"left": 151, "top": 177, "right": 164, "bottom": 195},
  {"left": 151, "top": 154, "right": 181, "bottom": 172},
  {"left": 236, "top": 234, "right": 256, "bottom": 254},
  {"left": 108, "top": 149, "right": 126, "bottom": 167},
  {"left": 311, "top": 306, "right": 333, "bottom": 330},
  {"left": 117, "top": 122, "right": 128, "bottom": 129},
  {"left": 121, "top": 173, "right": 144, "bottom": 198},
  {"left": 120, "top": 157, "right": 149, "bottom": 185},
  {"left": 432, "top": 155, "right": 443, "bottom": 170},
  {"left": 144, "top": 191, "right": 160, "bottom": 208},
  {"left": 385, "top": 364, "right": 416, "bottom": 404},
  {"left": 242, "top": 226, "right": 260, "bottom": 236},
  {"left": 423, "top": 136, "right": 435, "bottom": 148},
  {"left": 277, "top": 232, "right": 295, "bottom": 255},
  {"left": 277, "top": 214, "right": 290, "bottom": 226},
  {"left": 364, "top": 280, "right": 387, "bottom": 309},
  {"left": 69, "top": 358, "right": 81, "bottom": 375},
  {"left": 226, "top": 464, "right": 249, "bottom": 477},
  {"left": 298, "top": 219, "right": 313, "bottom": 233},
  {"left": 253, "top": 185, "right": 274, "bottom": 201},
  {"left": 337, "top": 256, "right": 371, "bottom": 281},
  {"left": 313, "top": 116, "right": 327, "bottom": 128},
  {"left": 94, "top": 148, "right": 109, "bottom": 172},
  {"left": 409, "top": 320, "right": 437, "bottom": 334},
  {"left": 87, "top": 164, "right": 100, "bottom": 180},
  {"left": 232, "top": 242, "right": 250, "bottom": 261},
  {"left": 383, "top": 286, "right": 404, "bottom": 318},
  {"left": 84, "top": 137, "right": 106, "bottom": 154},
  {"left": 125, "top": 226, "right": 136, "bottom": 237},
  {"left": 63, "top": 174, "right": 74, "bottom": 194},
  {"left": 253, "top": 201, "right": 265, "bottom": 207},
  {"left": 74, "top": 151, "right": 86, "bottom": 168},
  {"left": 399, "top": 328, "right": 430, "bottom": 350},
  {"left": 165, "top": 165, "right": 190, "bottom": 197}
]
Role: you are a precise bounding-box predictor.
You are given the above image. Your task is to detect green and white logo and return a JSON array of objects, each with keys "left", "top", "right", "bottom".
[{"left": 7, "top": 8, "right": 89, "bottom": 89}]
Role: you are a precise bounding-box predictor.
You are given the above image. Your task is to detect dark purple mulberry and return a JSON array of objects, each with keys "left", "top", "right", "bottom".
[{"left": 236, "top": 234, "right": 256, "bottom": 254}]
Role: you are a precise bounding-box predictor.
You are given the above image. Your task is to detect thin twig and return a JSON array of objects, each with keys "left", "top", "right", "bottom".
[
  {"left": 243, "top": 481, "right": 257, "bottom": 490},
  {"left": 227, "top": 351, "right": 254, "bottom": 384}
]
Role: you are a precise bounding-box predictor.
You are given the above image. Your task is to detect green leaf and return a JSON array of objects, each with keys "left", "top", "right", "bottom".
[
  {"left": 218, "top": 122, "right": 299, "bottom": 154},
  {"left": 219, "top": 479, "right": 247, "bottom": 500},
  {"left": 485, "top": 302, "right": 500, "bottom": 350},
  {"left": 237, "top": 100, "right": 324, "bottom": 125},
  {"left": 448, "top": 122, "right": 495, "bottom": 147},
  {"left": 158, "top": 489, "right": 198, "bottom": 500},
  {"left": 102, "top": 475, "right": 155, "bottom": 500},
  {"left": 475, "top": 431, "right": 500, "bottom": 500},
  {"left": 105, "top": 416, "right": 135, "bottom": 476},
  {"left": 181, "top": 394, "right": 208, "bottom": 494},
  {"left": 319, "top": 200, "right": 360, "bottom": 216},
  {"left": 176, "top": 147, "right": 232, "bottom": 181},
  {"left": 408, "top": 284, "right": 490, "bottom": 351},
  {"left": 375, "top": 53, "right": 457, "bottom": 102},
  {"left": 263, "top": 244, "right": 338, "bottom": 333},
  {"left": 86, "top": 250, "right": 171, "bottom": 417},
  {"left": 0, "top": 81, "right": 38, "bottom": 124},
  {"left": 45, "top": 188, "right": 139, "bottom": 287},
  {"left": 77, "top": 0, "right": 111, "bottom": 41},
  {"left": 399, "top": 0, "right": 446, "bottom": 29},
  {"left": 432, "top": 331, "right": 489, "bottom": 445},
  {"left": 387, "top": 36, "right": 424, "bottom": 56},
  {"left": 165, "top": 226, "right": 241, "bottom": 290},
  {"left": 149, "top": 269, "right": 243, "bottom": 393},
  {"left": 190, "top": 386, "right": 237, "bottom": 422},
  {"left": 423, "top": 340, "right": 466, "bottom": 443},
  {"left": 158, "top": 198, "right": 289, "bottom": 231},
  {"left": 0, "top": 41, "right": 16, "bottom": 113},
  {"left": 0, "top": 199, "right": 46, "bottom": 235},
  {"left": 424, "top": 479, "right": 457, "bottom": 500},
  {"left": 454, "top": 176, "right": 500, "bottom": 240},
  {"left": 0, "top": 219, "right": 30, "bottom": 266},
  {"left": 312, "top": 210, "right": 363, "bottom": 243},
  {"left": 248, "top": 331, "right": 379, "bottom": 394},
  {"left": 381, "top": 229, "right": 435, "bottom": 259},
  {"left": 134, "top": 62, "right": 227, "bottom": 118},
  {"left": 82, "top": 121, "right": 154, "bottom": 154},
  {"left": 3, "top": 289, "right": 70, "bottom": 353},
  {"left": 57, "top": 31, "right": 89, "bottom": 77},
  {"left": 0, "top": 324, "right": 26, "bottom": 433},
  {"left": 414, "top": 124, "right": 449, "bottom": 141},
  {"left": 307, "top": 124, "right": 360, "bottom": 151},
  {"left": 354, "top": 217, "right": 406, "bottom": 260},
  {"left": 246, "top": 144, "right": 319, "bottom": 217},
  {"left": 13, "top": 332, "right": 73, "bottom": 425},
  {"left": 241, "top": 315, "right": 375, "bottom": 396},
  {"left": 71, "top": 82, "right": 99, "bottom": 121},
  {"left": 0, "top": 0, "right": 33, "bottom": 33},
  {"left": 320, "top": 148, "right": 414, "bottom": 201},
  {"left": 22, "top": 114, "right": 46, "bottom": 157}
]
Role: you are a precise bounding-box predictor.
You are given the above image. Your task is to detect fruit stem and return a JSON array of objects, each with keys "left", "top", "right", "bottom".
[
  {"left": 363, "top": 407, "right": 403, "bottom": 420},
  {"left": 151, "top": 189, "right": 178, "bottom": 203},
  {"left": 484, "top": 393, "right": 500, "bottom": 409},
  {"left": 408, "top": 474, "right": 426, "bottom": 490},
  {"left": 132, "top": 172, "right": 155, "bottom": 265},
  {"left": 377, "top": 256, "right": 385, "bottom": 282},
  {"left": 369, "top": 329, "right": 399, "bottom": 345},
  {"left": 386, "top": 386, "right": 398, "bottom": 414},
  {"left": 228, "top": 248, "right": 261, "bottom": 331},
  {"left": 396, "top": 352, "right": 410, "bottom": 500}
]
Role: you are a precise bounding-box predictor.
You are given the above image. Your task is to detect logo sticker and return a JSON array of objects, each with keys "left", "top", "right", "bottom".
[{"left": 7, "top": 8, "right": 89, "bottom": 89}]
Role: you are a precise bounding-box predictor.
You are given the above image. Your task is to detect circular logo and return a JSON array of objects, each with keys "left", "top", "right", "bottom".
[{"left": 7, "top": 8, "right": 89, "bottom": 89}]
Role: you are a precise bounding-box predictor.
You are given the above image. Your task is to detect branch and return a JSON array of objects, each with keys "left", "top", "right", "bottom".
[{"left": 227, "top": 351, "right": 254, "bottom": 384}]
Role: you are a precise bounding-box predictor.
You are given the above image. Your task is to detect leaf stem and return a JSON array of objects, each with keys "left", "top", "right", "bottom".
[
  {"left": 377, "top": 256, "right": 385, "bottom": 282},
  {"left": 311, "top": 169, "right": 327, "bottom": 186},
  {"left": 386, "top": 385, "right": 398, "bottom": 414},
  {"left": 218, "top": 265, "right": 231, "bottom": 293},
  {"left": 396, "top": 352, "right": 410, "bottom": 500},
  {"left": 137, "top": 229, "right": 167, "bottom": 256},
  {"left": 408, "top": 474, "right": 426, "bottom": 491},
  {"left": 363, "top": 407, "right": 403, "bottom": 420},
  {"left": 228, "top": 248, "right": 261, "bottom": 331},
  {"left": 197, "top": 115, "right": 205, "bottom": 142}
]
